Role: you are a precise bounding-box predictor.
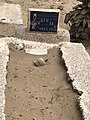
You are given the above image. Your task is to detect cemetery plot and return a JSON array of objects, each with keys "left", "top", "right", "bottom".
[{"left": 5, "top": 44, "right": 82, "bottom": 120}]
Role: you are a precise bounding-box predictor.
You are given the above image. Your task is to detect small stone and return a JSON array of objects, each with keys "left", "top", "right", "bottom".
[
  {"left": 57, "top": 5, "right": 64, "bottom": 10},
  {"left": 19, "top": 114, "right": 23, "bottom": 117},
  {"left": 38, "top": 58, "right": 46, "bottom": 66},
  {"left": 33, "top": 58, "right": 45, "bottom": 67},
  {"left": 15, "top": 43, "right": 23, "bottom": 50}
]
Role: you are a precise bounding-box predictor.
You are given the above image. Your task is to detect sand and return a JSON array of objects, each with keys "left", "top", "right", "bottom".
[
  {"left": 0, "top": 0, "right": 89, "bottom": 120},
  {"left": 5, "top": 44, "right": 82, "bottom": 120},
  {"left": 0, "top": 0, "right": 80, "bottom": 37}
]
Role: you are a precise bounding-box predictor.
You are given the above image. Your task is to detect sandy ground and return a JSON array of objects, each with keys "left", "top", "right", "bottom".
[
  {"left": 0, "top": 0, "right": 89, "bottom": 120},
  {"left": 0, "top": 0, "right": 80, "bottom": 37},
  {"left": 5, "top": 44, "right": 82, "bottom": 120}
]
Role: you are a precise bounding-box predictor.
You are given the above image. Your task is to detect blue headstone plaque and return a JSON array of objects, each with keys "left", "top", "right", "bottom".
[{"left": 28, "top": 9, "right": 60, "bottom": 32}]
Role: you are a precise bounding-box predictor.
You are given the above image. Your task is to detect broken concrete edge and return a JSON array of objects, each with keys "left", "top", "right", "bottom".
[
  {"left": 60, "top": 42, "right": 90, "bottom": 93},
  {"left": 79, "top": 93, "right": 90, "bottom": 120},
  {"left": 60, "top": 42, "right": 90, "bottom": 120},
  {"left": 3, "top": 37, "right": 59, "bottom": 50},
  {"left": 0, "top": 41, "right": 9, "bottom": 120},
  {"left": 0, "top": 37, "right": 65, "bottom": 120}
]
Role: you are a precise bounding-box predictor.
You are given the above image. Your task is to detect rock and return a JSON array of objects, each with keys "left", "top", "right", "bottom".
[
  {"left": 57, "top": 5, "right": 64, "bottom": 10},
  {"left": 15, "top": 27, "right": 70, "bottom": 44},
  {"left": 15, "top": 43, "right": 24, "bottom": 50},
  {"left": 33, "top": 58, "right": 46, "bottom": 67}
]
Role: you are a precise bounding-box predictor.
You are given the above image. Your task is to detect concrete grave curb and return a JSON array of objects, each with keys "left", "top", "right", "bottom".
[
  {"left": 0, "top": 41, "right": 9, "bottom": 120},
  {"left": 61, "top": 42, "right": 90, "bottom": 120},
  {"left": 0, "top": 37, "right": 90, "bottom": 120}
]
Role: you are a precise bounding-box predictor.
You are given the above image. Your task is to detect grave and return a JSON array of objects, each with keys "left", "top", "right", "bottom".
[
  {"left": 0, "top": 37, "right": 82, "bottom": 120},
  {"left": 28, "top": 8, "right": 60, "bottom": 32},
  {"left": 0, "top": 37, "right": 89, "bottom": 120},
  {"left": 16, "top": 8, "right": 70, "bottom": 43}
]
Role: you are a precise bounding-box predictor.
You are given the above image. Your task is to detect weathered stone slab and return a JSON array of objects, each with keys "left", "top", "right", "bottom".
[
  {"left": 61, "top": 42, "right": 90, "bottom": 120},
  {"left": 0, "top": 3, "right": 23, "bottom": 24},
  {"left": 25, "top": 48, "right": 47, "bottom": 55},
  {"left": 15, "top": 27, "right": 70, "bottom": 43}
]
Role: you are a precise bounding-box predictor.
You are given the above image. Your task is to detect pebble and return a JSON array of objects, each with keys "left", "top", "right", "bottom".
[{"left": 33, "top": 58, "right": 46, "bottom": 67}]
